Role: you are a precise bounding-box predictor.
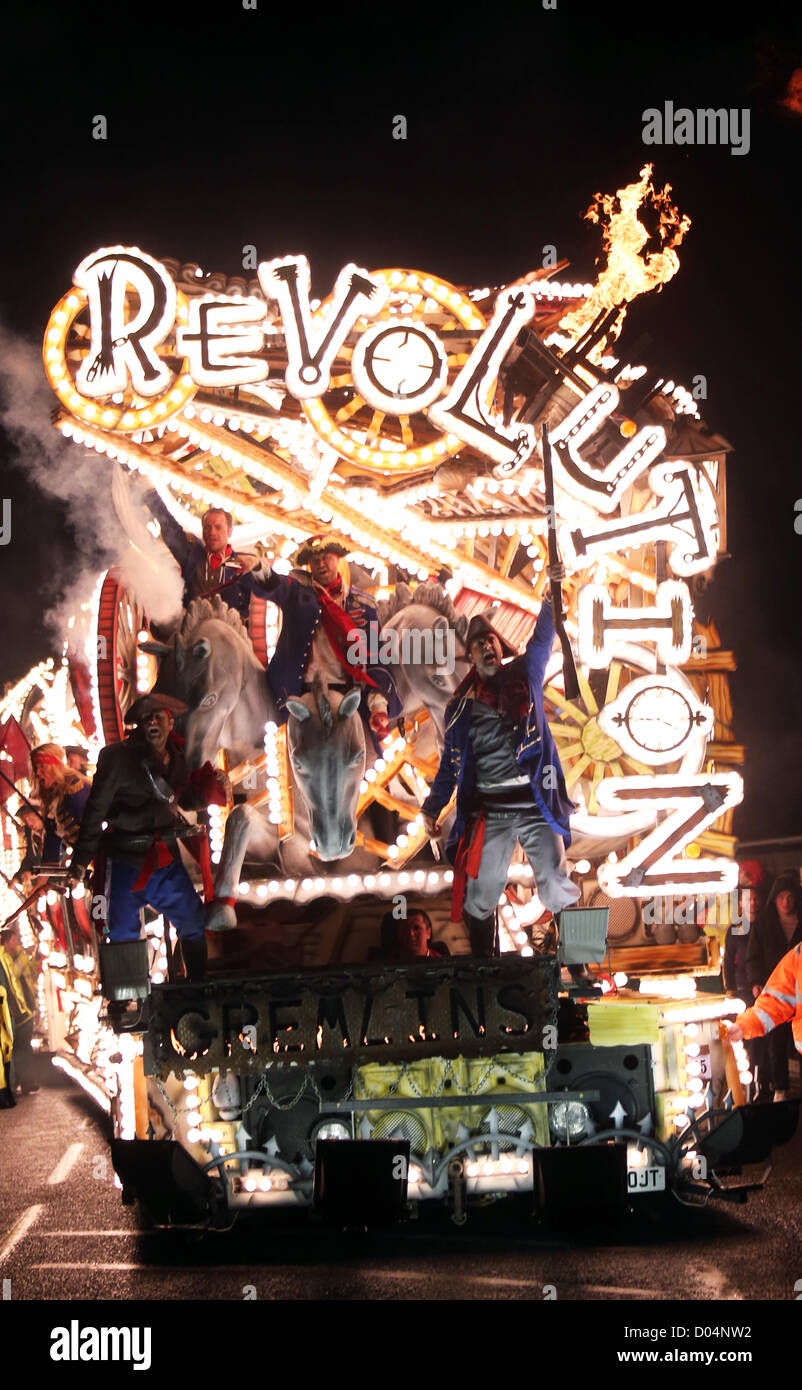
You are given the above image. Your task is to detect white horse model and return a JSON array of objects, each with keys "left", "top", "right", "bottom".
[{"left": 144, "top": 597, "right": 375, "bottom": 927}]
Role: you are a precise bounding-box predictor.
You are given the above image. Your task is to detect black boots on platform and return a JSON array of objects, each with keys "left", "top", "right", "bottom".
[
  {"left": 181, "top": 936, "right": 208, "bottom": 983},
  {"left": 464, "top": 910, "right": 499, "bottom": 958}
]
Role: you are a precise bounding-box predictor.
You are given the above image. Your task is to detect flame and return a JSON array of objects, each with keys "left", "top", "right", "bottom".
[{"left": 559, "top": 164, "right": 691, "bottom": 355}]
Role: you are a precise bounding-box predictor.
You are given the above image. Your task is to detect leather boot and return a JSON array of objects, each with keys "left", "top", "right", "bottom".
[
  {"left": 181, "top": 935, "right": 207, "bottom": 983},
  {"left": 464, "top": 910, "right": 499, "bottom": 958}
]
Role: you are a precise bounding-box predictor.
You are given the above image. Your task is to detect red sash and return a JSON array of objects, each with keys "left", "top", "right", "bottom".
[
  {"left": 314, "top": 582, "right": 378, "bottom": 688},
  {"left": 450, "top": 812, "right": 487, "bottom": 919}
]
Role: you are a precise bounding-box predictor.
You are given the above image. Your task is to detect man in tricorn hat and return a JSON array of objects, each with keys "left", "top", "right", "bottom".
[
  {"left": 421, "top": 568, "right": 579, "bottom": 956},
  {"left": 66, "top": 693, "right": 230, "bottom": 982},
  {"left": 249, "top": 533, "right": 400, "bottom": 744}
]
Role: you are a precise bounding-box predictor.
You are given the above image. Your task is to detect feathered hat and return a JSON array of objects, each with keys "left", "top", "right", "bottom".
[{"left": 293, "top": 533, "right": 350, "bottom": 565}]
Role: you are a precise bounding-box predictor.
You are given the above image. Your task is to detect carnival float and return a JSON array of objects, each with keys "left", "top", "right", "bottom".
[{"left": 1, "top": 165, "right": 795, "bottom": 1225}]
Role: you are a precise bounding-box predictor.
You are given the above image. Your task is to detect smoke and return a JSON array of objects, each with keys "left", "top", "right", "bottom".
[{"left": 0, "top": 319, "right": 183, "bottom": 653}]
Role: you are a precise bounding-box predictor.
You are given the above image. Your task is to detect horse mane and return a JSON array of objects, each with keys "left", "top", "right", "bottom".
[
  {"left": 180, "top": 595, "right": 257, "bottom": 656},
  {"left": 379, "top": 581, "right": 463, "bottom": 629}
]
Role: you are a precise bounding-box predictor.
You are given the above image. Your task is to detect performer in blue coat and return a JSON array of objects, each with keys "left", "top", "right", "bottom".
[
  {"left": 251, "top": 534, "right": 401, "bottom": 745},
  {"left": 146, "top": 490, "right": 259, "bottom": 622},
  {"left": 422, "top": 575, "right": 579, "bottom": 955}
]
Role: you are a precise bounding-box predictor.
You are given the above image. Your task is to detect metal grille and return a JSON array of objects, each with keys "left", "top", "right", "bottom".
[
  {"left": 479, "top": 1105, "right": 531, "bottom": 1146},
  {"left": 370, "top": 1111, "right": 428, "bottom": 1152},
  {"left": 588, "top": 886, "right": 638, "bottom": 941}
]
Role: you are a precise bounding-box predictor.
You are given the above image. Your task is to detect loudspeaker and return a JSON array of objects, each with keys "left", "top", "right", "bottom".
[
  {"left": 548, "top": 1042, "right": 655, "bottom": 1133},
  {"left": 533, "top": 1143, "right": 627, "bottom": 1215},
  {"left": 313, "top": 1140, "right": 409, "bottom": 1224},
  {"left": 111, "top": 1139, "right": 214, "bottom": 1223}
]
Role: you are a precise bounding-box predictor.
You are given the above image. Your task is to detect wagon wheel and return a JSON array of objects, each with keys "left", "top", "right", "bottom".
[
  {"left": 95, "top": 569, "right": 151, "bottom": 743},
  {"left": 43, "top": 287, "right": 194, "bottom": 434},
  {"left": 247, "top": 594, "right": 269, "bottom": 669},
  {"left": 545, "top": 649, "right": 707, "bottom": 841},
  {"left": 301, "top": 269, "right": 486, "bottom": 478}
]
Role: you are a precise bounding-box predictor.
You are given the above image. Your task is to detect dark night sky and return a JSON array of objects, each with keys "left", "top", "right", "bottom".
[{"left": 0, "top": 1, "right": 799, "bottom": 842}]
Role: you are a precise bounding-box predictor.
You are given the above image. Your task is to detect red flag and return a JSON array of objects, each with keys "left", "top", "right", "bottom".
[
  {"left": 0, "top": 716, "right": 32, "bottom": 804},
  {"left": 0, "top": 716, "right": 31, "bottom": 779}
]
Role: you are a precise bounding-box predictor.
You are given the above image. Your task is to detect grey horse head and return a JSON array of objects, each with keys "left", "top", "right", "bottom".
[
  {"left": 378, "top": 583, "right": 468, "bottom": 749},
  {"left": 284, "top": 678, "right": 366, "bottom": 861}
]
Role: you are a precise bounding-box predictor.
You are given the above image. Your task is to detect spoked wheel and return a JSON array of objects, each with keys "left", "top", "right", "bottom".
[
  {"left": 301, "top": 268, "right": 485, "bottom": 480},
  {"left": 96, "top": 569, "right": 150, "bottom": 743},
  {"left": 544, "top": 647, "right": 710, "bottom": 842}
]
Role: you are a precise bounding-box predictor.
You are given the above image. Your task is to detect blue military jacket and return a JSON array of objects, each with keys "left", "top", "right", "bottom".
[
  {"left": 147, "top": 491, "right": 257, "bottom": 622},
  {"left": 254, "top": 569, "right": 401, "bottom": 725},
  {"left": 421, "top": 601, "right": 575, "bottom": 856}
]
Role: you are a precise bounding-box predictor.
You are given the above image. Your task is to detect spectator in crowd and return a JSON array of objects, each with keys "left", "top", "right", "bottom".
[
  {"left": 0, "top": 928, "right": 38, "bottom": 1095},
  {"left": 745, "top": 872, "right": 802, "bottom": 1101},
  {"left": 722, "top": 860, "right": 768, "bottom": 1007},
  {"left": 0, "top": 925, "right": 39, "bottom": 1015},
  {"left": 0, "top": 974, "right": 14, "bottom": 1107}
]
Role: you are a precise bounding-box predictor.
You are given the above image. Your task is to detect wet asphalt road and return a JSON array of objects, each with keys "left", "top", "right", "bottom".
[{"left": 1, "top": 1052, "right": 800, "bottom": 1303}]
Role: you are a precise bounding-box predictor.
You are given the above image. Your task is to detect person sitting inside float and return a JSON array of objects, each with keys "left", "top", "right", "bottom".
[{"left": 376, "top": 907, "right": 450, "bottom": 962}]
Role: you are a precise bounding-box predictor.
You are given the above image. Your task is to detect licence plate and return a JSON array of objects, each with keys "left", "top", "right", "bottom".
[{"left": 627, "top": 1165, "right": 666, "bottom": 1193}]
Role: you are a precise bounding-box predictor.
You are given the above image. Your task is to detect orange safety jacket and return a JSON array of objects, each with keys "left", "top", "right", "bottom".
[{"left": 736, "top": 942, "right": 802, "bottom": 1055}]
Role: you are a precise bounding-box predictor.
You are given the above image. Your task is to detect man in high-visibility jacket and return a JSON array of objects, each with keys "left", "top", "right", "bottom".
[
  {"left": 0, "top": 979, "right": 15, "bottom": 1107},
  {"left": 727, "top": 942, "right": 802, "bottom": 1094},
  {"left": 0, "top": 926, "right": 39, "bottom": 1015},
  {"left": 0, "top": 935, "right": 37, "bottom": 1095}
]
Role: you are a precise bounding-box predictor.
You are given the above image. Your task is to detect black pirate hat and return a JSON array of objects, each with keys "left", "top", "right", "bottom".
[
  {"left": 458, "top": 612, "right": 518, "bottom": 662},
  {"left": 294, "top": 533, "right": 350, "bottom": 565},
  {"left": 124, "top": 692, "right": 188, "bottom": 726}
]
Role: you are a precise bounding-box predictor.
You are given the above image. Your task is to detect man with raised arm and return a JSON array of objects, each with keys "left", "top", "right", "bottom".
[
  {"left": 146, "top": 491, "right": 259, "bottom": 622},
  {"left": 421, "top": 568, "right": 579, "bottom": 956}
]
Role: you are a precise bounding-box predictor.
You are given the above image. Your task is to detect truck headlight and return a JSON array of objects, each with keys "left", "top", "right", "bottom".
[
  {"left": 549, "top": 1100, "right": 591, "bottom": 1141},
  {"left": 312, "top": 1119, "right": 351, "bottom": 1143}
]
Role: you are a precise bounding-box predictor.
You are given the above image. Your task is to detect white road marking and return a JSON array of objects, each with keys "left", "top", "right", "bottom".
[
  {"left": 33, "top": 1263, "right": 276, "bottom": 1272},
  {"left": 579, "top": 1284, "right": 676, "bottom": 1299},
  {"left": 31, "top": 1264, "right": 677, "bottom": 1298},
  {"left": 0, "top": 1205, "right": 45, "bottom": 1266},
  {"left": 38, "top": 1230, "right": 135, "bottom": 1238},
  {"left": 47, "top": 1142, "right": 84, "bottom": 1185}
]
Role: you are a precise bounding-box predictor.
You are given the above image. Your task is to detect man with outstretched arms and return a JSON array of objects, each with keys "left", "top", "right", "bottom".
[{"left": 421, "top": 569, "right": 579, "bottom": 956}]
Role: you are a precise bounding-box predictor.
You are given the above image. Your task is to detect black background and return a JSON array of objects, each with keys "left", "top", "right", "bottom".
[{"left": 0, "top": 0, "right": 799, "bottom": 842}]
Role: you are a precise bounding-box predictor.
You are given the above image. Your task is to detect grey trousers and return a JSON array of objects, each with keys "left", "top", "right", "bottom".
[{"left": 464, "top": 807, "right": 580, "bottom": 918}]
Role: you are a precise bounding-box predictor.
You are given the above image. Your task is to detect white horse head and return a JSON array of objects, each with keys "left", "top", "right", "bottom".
[
  {"left": 144, "top": 595, "right": 273, "bottom": 767},
  {"left": 285, "top": 678, "right": 366, "bottom": 861}
]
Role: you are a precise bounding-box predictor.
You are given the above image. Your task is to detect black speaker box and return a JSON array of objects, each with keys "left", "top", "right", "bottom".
[{"left": 548, "top": 1042, "right": 655, "bottom": 1133}]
